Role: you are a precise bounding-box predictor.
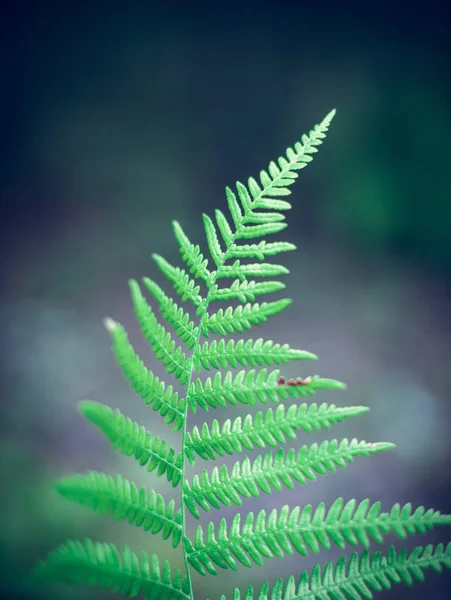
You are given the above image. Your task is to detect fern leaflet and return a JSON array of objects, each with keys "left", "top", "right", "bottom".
[
  {"left": 187, "top": 500, "right": 451, "bottom": 575},
  {"left": 183, "top": 440, "right": 394, "bottom": 519},
  {"left": 187, "top": 369, "right": 347, "bottom": 413},
  {"left": 193, "top": 338, "right": 317, "bottom": 371},
  {"left": 79, "top": 401, "right": 182, "bottom": 487},
  {"left": 33, "top": 539, "right": 190, "bottom": 600},
  {"left": 104, "top": 317, "right": 185, "bottom": 430},
  {"left": 216, "top": 544, "right": 451, "bottom": 600},
  {"left": 56, "top": 471, "right": 183, "bottom": 547},
  {"left": 185, "top": 402, "right": 370, "bottom": 463}
]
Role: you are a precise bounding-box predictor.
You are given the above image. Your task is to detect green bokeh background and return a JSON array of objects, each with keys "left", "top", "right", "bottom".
[{"left": 1, "top": 2, "right": 450, "bottom": 600}]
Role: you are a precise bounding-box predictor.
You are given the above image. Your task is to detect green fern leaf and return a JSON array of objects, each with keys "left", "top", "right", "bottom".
[
  {"left": 228, "top": 240, "right": 297, "bottom": 260},
  {"left": 129, "top": 279, "right": 191, "bottom": 383},
  {"left": 183, "top": 439, "right": 394, "bottom": 518},
  {"left": 35, "top": 110, "right": 450, "bottom": 600},
  {"left": 103, "top": 317, "right": 185, "bottom": 431},
  {"left": 210, "top": 280, "right": 286, "bottom": 303},
  {"left": 141, "top": 277, "right": 199, "bottom": 348},
  {"left": 235, "top": 181, "right": 287, "bottom": 224},
  {"left": 172, "top": 219, "right": 211, "bottom": 281},
  {"left": 187, "top": 369, "right": 346, "bottom": 414},
  {"left": 214, "top": 209, "right": 234, "bottom": 246},
  {"left": 187, "top": 500, "right": 451, "bottom": 575},
  {"left": 33, "top": 539, "right": 191, "bottom": 600},
  {"left": 193, "top": 338, "right": 317, "bottom": 371},
  {"left": 215, "top": 261, "right": 290, "bottom": 280},
  {"left": 239, "top": 222, "right": 288, "bottom": 239},
  {"left": 79, "top": 401, "right": 183, "bottom": 487},
  {"left": 215, "top": 543, "right": 451, "bottom": 600},
  {"left": 236, "top": 180, "right": 253, "bottom": 211},
  {"left": 152, "top": 253, "right": 204, "bottom": 309},
  {"left": 201, "top": 299, "right": 292, "bottom": 336},
  {"left": 223, "top": 109, "right": 335, "bottom": 240},
  {"left": 246, "top": 211, "right": 286, "bottom": 225},
  {"left": 225, "top": 186, "right": 243, "bottom": 228},
  {"left": 253, "top": 197, "right": 292, "bottom": 210},
  {"left": 56, "top": 471, "right": 182, "bottom": 547},
  {"left": 185, "top": 402, "right": 369, "bottom": 463},
  {"left": 203, "top": 213, "right": 225, "bottom": 267}
]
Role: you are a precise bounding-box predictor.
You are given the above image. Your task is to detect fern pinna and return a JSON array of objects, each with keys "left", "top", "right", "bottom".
[{"left": 33, "top": 110, "right": 451, "bottom": 600}]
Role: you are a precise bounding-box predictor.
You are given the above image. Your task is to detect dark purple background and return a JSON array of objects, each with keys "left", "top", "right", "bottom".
[{"left": 1, "top": 2, "right": 450, "bottom": 599}]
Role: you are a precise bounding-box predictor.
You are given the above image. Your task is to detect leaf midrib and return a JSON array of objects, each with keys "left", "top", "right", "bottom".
[{"left": 179, "top": 120, "right": 332, "bottom": 597}]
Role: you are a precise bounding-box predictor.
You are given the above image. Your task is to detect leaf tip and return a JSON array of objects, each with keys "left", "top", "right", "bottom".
[
  {"left": 103, "top": 317, "right": 117, "bottom": 332},
  {"left": 373, "top": 441, "right": 396, "bottom": 453},
  {"left": 77, "top": 400, "right": 111, "bottom": 424},
  {"left": 128, "top": 278, "right": 142, "bottom": 296},
  {"left": 327, "top": 108, "right": 337, "bottom": 121}
]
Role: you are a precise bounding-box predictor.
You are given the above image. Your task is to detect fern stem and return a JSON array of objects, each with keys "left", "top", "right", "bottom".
[
  {"left": 180, "top": 216, "right": 253, "bottom": 596},
  {"left": 179, "top": 148, "right": 313, "bottom": 598}
]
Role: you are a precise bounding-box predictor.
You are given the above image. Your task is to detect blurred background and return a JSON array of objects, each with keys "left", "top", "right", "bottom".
[{"left": 1, "top": 1, "right": 450, "bottom": 599}]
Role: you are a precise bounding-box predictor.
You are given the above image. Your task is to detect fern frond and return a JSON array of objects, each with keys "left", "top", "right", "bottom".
[
  {"left": 141, "top": 277, "right": 199, "bottom": 349},
  {"left": 152, "top": 253, "right": 205, "bottom": 310},
  {"left": 220, "top": 109, "right": 335, "bottom": 252},
  {"left": 187, "top": 500, "right": 451, "bottom": 575},
  {"left": 201, "top": 300, "right": 292, "bottom": 336},
  {"left": 216, "top": 543, "right": 451, "bottom": 600},
  {"left": 210, "top": 279, "right": 286, "bottom": 303},
  {"left": 34, "top": 111, "right": 450, "bottom": 600},
  {"left": 172, "top": 220, "right": 211, "bottom": 281},
  {"left": 129, "top": 279, "right": 191, "bottom": 384},
  {"left": 183, "top": 439, "right": 394, "bottom": 518},
  {"left": 56, "top": 471, "right": 183, "bottom": 547},
  {"left": 33, "top": 539, "right": 191, "bottom": 600},
  {"left": 259, "top": 108, "right": 335, "bottom": 190},
  {"left": 193, "top": 338, "right": 317, "bottom": 372},
  {"left": 187, "top": 369, "right": 347, "bottom": 414},
  {"left": 103, "top": 318, "right": 185, "bottom": 431},
  {"left": 79, "top": 401, "right": 183, "bottom": 487},
  {"left": 185, "top": 403, "right": 369, "bottom": 463}
]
